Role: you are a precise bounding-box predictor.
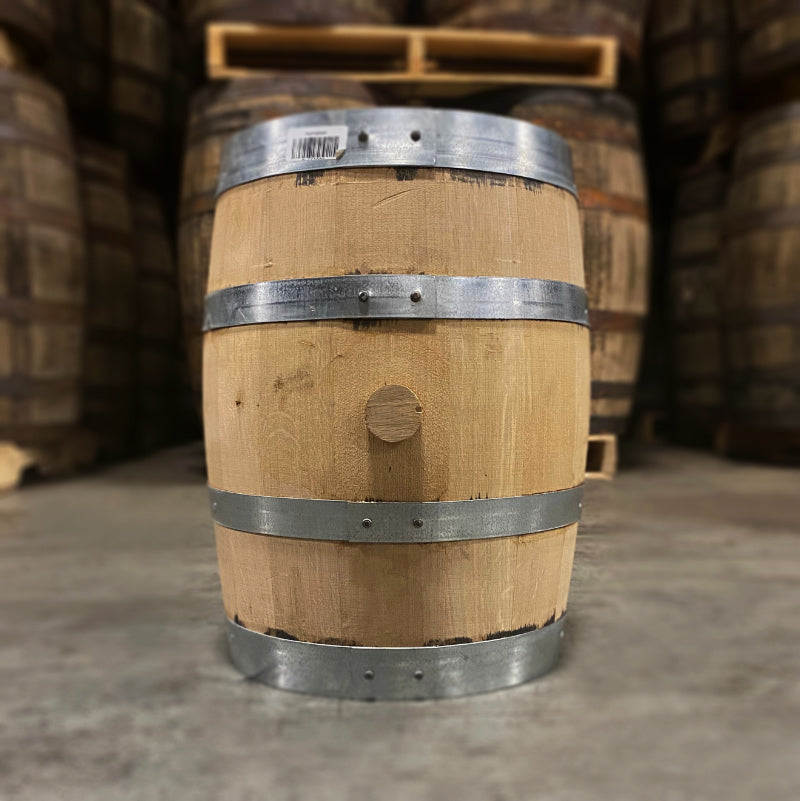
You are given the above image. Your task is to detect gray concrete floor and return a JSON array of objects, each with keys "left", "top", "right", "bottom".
[{"left": 0, "top": 444, "right": 798, "bottom": 801}]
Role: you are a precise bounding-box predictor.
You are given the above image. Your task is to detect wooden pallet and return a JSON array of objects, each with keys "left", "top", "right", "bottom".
[
  {"left": 0, "top": 430, "right": 98, "bottom": 492},
  {"left": 206, "top": 23, "right": 618, "bottom": 95},
  {"left": 586, "top": 433, "right": 617, "bottom": 480}
]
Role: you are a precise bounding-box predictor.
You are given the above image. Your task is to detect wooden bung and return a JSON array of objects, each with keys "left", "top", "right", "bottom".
[
  {"left": 204, "top": 110, "right": 589, "bottom": 653},
  {"left": 365, "top": 384, "right": 423, "bottom": 442}
]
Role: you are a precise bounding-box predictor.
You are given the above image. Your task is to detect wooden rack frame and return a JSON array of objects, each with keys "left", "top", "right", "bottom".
[{"left": 207, "top": 23, "right": 618, "bottom": 95}]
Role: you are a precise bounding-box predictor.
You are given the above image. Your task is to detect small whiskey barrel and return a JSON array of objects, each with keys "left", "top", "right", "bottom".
[
  {"left": 511, "top": 89, "right": 650, "bottom": 435},
  {"left": 0, "top": 0, "right": 54, "bottom": 59},
  {"left": 733, "top": 0, "right": 800, "bottom": 85},
  {"left": 650, "top": 0, "right": 732, "bottom": 141},
  {"left": 78, "top": 141, "right": 137, "bottom": 457},
  {"left": 204, "top": 108, "right": 589, "bottom": 699},
  {"left": 47, "top": 0, "right": 109, "bottom": 115},
  {"left": 109, "top": 0, "right": 171, "bottom": 170},
  {"left": 131, "top": 189, "right": 179, "bottom": 452},
  {"left": 0, "top": 69, "right": 85, "bottom": 445},
  {"left": 178, "top": 77, "right": 374, "bottom": 402},
  {"left": 425, "top": 0, "right": 647, "bottom": 65},
  {"left": 722, "top": 102, "right": 800, "bottom": 446},
  {"left": 669, "top": 159, "right": 728, "bottom": 433}
]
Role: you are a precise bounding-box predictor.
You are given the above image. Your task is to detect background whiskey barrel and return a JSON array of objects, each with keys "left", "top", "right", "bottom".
[
  {"left": 733, "top": 0, "right": 800, "bottom": 87},
  {"left": 47, "top": 0, "right": 109, "bottom": 117},
  {"left": 650, "top": 0, "right": 732, "bottom": 142},
  {"left": 109, "top": 0, "right": 171, "bottom": 171},
  {"left": 130, "top": 188, "right": 180, "bottom": 452},
  {"left": 425, "top": 0, "right": 647, "bottom": 65},
  {"left": 669, "top": 158, "right": 728, "bottom": 436},
  {"left": 722, "top": 102, "right": 800, "bottom": 450},
  {"left": 78, "top": 140, "right": 137, "bottom": 457},
  {"left": 0, "top": 69, "right": 85, "bottom": 445},
  {"left": 511, "top": 89, "right": 650, "bottom": 435}
]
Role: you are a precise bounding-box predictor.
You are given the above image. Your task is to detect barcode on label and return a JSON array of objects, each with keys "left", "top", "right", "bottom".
[{"left": 286, "top": 126, "right": 349, "bottom": 161}]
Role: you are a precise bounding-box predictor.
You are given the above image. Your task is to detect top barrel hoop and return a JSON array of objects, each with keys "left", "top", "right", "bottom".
[{"left": 216, "top": 107, "right": 578, "bottom": 198}]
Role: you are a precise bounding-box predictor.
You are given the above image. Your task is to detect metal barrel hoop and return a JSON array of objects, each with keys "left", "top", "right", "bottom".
[
  {"left": 204, "top": 275, "right": 589, "bottom": 331},
  {"left": 217, "top": 107, "right": 577, "bottom": 197}
]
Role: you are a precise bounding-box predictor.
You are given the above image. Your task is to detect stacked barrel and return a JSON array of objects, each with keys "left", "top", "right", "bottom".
[
  {"left": 650, "top": 0, "right": 800, "bottom": 461},
  {"left": 720, "top": 104, "right": 800, "bottom": 460},
  {"left": 669, "top": 158, "right": 727, "bottom": 437},
  {"left": 419, "top": 2, "right": 651, "bottom": 443},
  {"left": 78, "top": 141, "right": 138, "bottom": 457},
  {"left": 0, "top": 3, "right": 87, "bottom": 460},
  {"left": 650, "top": 0, "right": 732, "bottom": 145},
  {"left": 511, "top": 90, "right": 649, "bottom": 436}
]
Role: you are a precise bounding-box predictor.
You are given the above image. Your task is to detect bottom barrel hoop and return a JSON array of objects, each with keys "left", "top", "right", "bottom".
[{"left": 226, "top": 615, "right": 565, "bottom": 700}]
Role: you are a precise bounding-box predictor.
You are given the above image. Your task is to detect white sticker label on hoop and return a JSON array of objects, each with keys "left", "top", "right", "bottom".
[{"left": 286, "top": 126, "right": 349, "bottom": 161}]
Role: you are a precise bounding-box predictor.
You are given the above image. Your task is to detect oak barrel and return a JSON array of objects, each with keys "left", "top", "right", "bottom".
[
  {"left": 733, "top": 0, "right": 800, "bottom": 85},
  {"left": 669, "top": 159, "right": 727, "bottom": 433},
  {"left": 131, "top": 189, "right": 179, "bottom": 452},
  {"left": 0, "top": 0, "right": 54, "bottom": 58},
  {"left": 178, "top": 77, "right": 374, "bottom": 402},
  {"left": 0, "top": 69, "right": 85, "bottom": 444},
  {"left": 650, "top": 0, "right": 732, "bottom": 141},
  {"left": 48, "top": 0, "right": 108, "bottom": 114},
  {"left": 511, "top": 89, "right": 649, "bottom": 435},
  {"left": 722, "top": 102, "right": 800, "bottom": 451},
  {"left": 78, "top": 141, "right": 137, "bottom": 457},
  {"left": 109, "top": 0, "right": 171, "bottom": 170},
  {"left": 183, "top": 0, "right": 406, "bottom": 40},
  {"left": 204, "top": 108, "right": 589, "bottom": 699},
  {"left": 425, "top": 0, "right": 647, "bottom": 64}
]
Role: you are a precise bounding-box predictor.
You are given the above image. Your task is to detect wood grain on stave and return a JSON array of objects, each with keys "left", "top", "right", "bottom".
[{"left": 205, "top": 164, "right": 589, "bottom": 646}]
